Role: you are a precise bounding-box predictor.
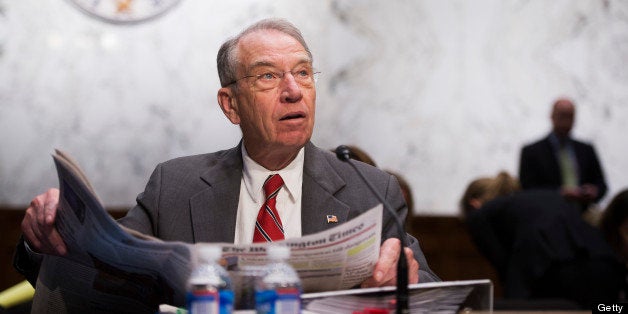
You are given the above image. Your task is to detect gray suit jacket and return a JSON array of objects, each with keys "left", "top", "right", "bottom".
[{"left": 118, "top": 141, "right": 438, "bottom": 282}]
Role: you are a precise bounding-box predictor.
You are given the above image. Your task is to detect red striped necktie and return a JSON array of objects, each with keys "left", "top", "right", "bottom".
[{"left": 253, "top": 174, "right": 285, "bottom": 242}]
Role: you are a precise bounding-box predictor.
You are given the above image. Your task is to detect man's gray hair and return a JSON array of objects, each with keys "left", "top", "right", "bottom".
[{"left": 217, "top": 18, "right": 313, "bottom": 88}]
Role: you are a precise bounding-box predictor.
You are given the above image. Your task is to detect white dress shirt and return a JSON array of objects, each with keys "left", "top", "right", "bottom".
[{"left": 233, "top": 144, "right": 304, "bottom": 244}]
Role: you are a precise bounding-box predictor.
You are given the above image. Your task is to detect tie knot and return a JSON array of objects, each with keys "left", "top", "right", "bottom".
[{"left": 263, "top": 174, "right": 284, "bottom": 198}]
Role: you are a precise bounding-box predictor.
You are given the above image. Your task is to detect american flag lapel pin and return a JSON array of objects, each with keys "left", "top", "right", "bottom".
[{"left": 326, "top": 215, "right": 338, "bottom": 223}]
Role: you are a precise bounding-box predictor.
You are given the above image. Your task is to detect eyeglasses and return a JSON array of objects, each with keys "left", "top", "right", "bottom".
[{"left": 226, "top": 68, "right": 320, "bottom": 91}]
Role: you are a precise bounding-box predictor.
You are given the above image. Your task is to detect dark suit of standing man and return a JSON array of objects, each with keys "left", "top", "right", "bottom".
[
  {"left": 519, "top": 98, "right": 607, "bottom": 211},
  {"left": 15, "top": 18, "right": 438, "bottom": 303}
]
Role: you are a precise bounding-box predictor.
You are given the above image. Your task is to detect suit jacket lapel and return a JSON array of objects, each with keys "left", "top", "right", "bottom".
[
  {"left": 301, "top": 142, "right": 350, "bottom": 235},
  {"left": 190, "top": 144, "right": 243, "bottom": 243},
  {"left": 188, "top": 141, "right": 350, "bottom": 241}
]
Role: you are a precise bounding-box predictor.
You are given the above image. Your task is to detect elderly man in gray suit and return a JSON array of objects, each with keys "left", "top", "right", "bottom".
[{"left": 16, "top": 18, "right": 439, "bottom": 293}]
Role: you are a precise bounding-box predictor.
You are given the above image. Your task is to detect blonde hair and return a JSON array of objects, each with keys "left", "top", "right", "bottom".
[{"left": 460, "top": 171, "right": 520, "bottom": 216}]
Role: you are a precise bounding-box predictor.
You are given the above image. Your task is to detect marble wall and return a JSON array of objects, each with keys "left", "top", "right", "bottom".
[{"left": 1, "top": 0, "right": 627, "bottom": 215}]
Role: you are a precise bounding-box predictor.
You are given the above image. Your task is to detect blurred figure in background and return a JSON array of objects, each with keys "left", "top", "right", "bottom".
[
  {"left": 519, "top": 98, "right": 607, "bottom": 213},
  {"left": 460, "top": 171, "right": 623, "bottom": 309},
  {"left": 599, "top": 189, "right": 628, "bottom": 301}
]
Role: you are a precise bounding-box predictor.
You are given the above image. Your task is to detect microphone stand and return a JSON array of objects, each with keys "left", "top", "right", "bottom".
[{"left": 335, "top": 146, "right": 409, "bottom": 314}]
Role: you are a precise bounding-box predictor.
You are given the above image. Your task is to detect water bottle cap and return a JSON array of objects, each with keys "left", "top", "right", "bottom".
[
  {"left": 198, "top": 245, "right": 222, "bottom": 262},
  {"left": 267, "top": 245, "right": 290, "bottom": 260}
]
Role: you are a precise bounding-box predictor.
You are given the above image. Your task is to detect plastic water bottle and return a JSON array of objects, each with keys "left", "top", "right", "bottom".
[
  {"left": 255, "top": 245, "right": 302, "bottom": 314},
  {"left": 186, "top": 245, "right": 234, "bottom": 314}
]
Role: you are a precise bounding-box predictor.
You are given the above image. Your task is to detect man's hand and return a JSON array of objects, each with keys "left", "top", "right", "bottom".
[
  {"left": 21, "top": 188, "right": 67, "bottom": 256},
  {"left": 561, "top": 186, "right": 582, "bottom": 201},
  {"left": 360, "top": 238, "right": 419, "bottom": 288},
  {"left": 561, "top": 185, "right": 598, "bottom": 203},
  {"left": 580, "top": 184, "right": 598, "bottom": 202}
]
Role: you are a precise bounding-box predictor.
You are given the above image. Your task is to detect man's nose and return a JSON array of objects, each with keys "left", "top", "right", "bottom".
[{"left": 280, "top": 72, "right": 303, "bottom": 103}]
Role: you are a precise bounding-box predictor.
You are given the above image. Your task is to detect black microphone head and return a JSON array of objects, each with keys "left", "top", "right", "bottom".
[{"left": 335, "top": 145, "right": 351, "bottom": 161}]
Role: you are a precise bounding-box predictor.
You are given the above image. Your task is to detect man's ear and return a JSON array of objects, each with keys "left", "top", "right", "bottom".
[{"left": 217, "top": 87, "right": 241, "bottom": 125}]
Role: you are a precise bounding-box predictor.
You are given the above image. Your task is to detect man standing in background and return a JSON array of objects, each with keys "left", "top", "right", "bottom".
[{"left": 519, "top": 97, "right": 607, "bottom": 212}]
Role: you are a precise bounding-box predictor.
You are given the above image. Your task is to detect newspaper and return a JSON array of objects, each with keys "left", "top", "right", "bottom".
[
  {"left": 301, "top": 279, "right": 493, "bottom": 314},
  {"left": 31, "top": 150, "right": 382, "bottom": 313},
  {"left": 218, "top": 203, "right": 381, "bottom": 293}
]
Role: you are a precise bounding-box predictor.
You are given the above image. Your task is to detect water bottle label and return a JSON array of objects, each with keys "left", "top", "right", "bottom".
[
  {"left": 275, "top": 287, "right": 300, "bottom": 314},
  {"left": 255, "top": 288, "right": 301, "bottom": 314},
  {"left": 187, "top": 290, "right": 219, "bottom": 314},
  {"left": 186, "top": 290, "right": 234, "bottom": 314},
  {"left": 219, "top": 290, "right": 234, "bottom": 314}
]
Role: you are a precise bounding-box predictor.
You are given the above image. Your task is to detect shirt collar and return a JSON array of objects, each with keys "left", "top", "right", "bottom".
[
  {"left": 549, "top": 132, "right": 572, "bottom": 149},
  {"left": 241, "top": 144, "right": 304, "bottom": 203}
]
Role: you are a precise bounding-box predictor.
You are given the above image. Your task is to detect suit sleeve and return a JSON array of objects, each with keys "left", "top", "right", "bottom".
[
  {"left": 586, "top": 145, "right": 607, "bottom": 201},
  {"left": 519, "top": 146, "right": 535, "bottom": 189},
  {"left": 12, "top": 236, "right": 43, "bottom": 286},
  {"left": 384, "top": 174, "right": 441, "bottom": 282},
  {"left": 117, "top": 163, "right": 163, "bottom": 236}
]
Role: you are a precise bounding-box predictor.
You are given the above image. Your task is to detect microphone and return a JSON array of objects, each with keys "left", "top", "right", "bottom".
[{"left": 335, "top": 145, "right": 409, "bottom": 314}]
